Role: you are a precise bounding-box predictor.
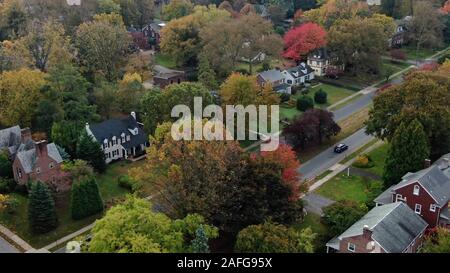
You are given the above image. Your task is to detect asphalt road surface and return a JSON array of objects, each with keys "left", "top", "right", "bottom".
[{"left": 0, "top": 236, "right": 19, "bottom": 253}]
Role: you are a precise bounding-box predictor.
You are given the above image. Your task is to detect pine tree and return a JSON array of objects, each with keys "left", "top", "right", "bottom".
[
  {"left": 383, "top": 119, "right": 430, "bottom": 187},
  {"left": 190, "top": 226, "right": 210, "bottom": 253},
  {"left": 76, "top": 130, "right": 106, "bottom": 173},
  {"left": 71, "top": 176, "right": 104, "bottom": 220},
  {"left": 198, "top": 55, "right": 218, "bottom": 90},
  {"left": 28, "top": 182, "right": 58, "bottom": 234}
]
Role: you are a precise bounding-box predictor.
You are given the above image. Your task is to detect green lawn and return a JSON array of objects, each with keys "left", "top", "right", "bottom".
[
  {"left": 315, "top": 173, "right": 377, "bottom": 204},
  {"left": 357, "top": 143, "right": 390, "bottom": 177},
  {"left": 154, "top": 53, "right": 177, "bottom": 69},
  {"left": 382, "top": 59, "right": 411, "bottom": 74},
  {"left": 293, "top": 212, "right": 330, "bottom": 253},
  {"left": 0, "top": 160, "right": 147, "bottom": 249},
  {"left": 280, "top": 83, "right": 355, "bottom": 121},
  {"left": 402, "top": 45, "right": 441, "bottom": 61}
]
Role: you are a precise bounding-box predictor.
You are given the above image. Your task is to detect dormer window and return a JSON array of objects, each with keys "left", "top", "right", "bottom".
[
  {"left": 126, "top": 135, "right": 131, "bottom": 141},
  {"left": 121, "top": 133, "right": 126, "bottom": 143},
  {"left": 413, "top": 185, "right": 420, "bottom": 196},
  {"left": 103, "top": 139, "right": 108, "bottom": 149}
]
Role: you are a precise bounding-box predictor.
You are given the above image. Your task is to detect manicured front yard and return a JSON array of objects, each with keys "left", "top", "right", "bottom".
[
  {"left": 315, "top": 173, "right": 378, "bottom": 204},
  {"left": 0, "top": 160, "right": 147, "bottom": 249},
  {"left": 280, "top": 83, "right": 355, "bottom": 121},
  {"left": 154, "top": 53, "right": 177, "bottom": 69},
  {"left": 354, "top": 143, "right": 390, "bottom": 177}
]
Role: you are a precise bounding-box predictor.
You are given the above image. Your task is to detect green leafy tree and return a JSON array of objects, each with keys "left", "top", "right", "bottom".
[
  {"left": 71, "top": 176, "right": 104, "bottom": 220},
  {"left": 366, "top": 71, "right": 450, "bottom": 160},
  {"left": 190, "top": 226, "right": 210, "bottom": 253},
  {"left": 162, "top": 0, "right": 194, "bottom": 21},
  {"left": 88, "top": 196, "right": 218, "bottom": 253},
  {"left": 383, "top": 119, "right": 430, "bottom": 187},
  {"left": 28, "top": 182, "right": 58, "bottom": 234},
  {"left": 235, "top": 221, "right": 315, "bottom": 253},
  {"left": 115, "top": 0, "right": 155, "bottom": 28},
  {"left": 322, "top": 200, "right": 368, "bottom": 237},
  {"left": 0, "top": 0, "right": 28, "bottom": 40},
  {"left": 198, "top": 54, "right": 218, "bottom": 90},
  {"left": 76, "top": 130, "right": 106, "bottom": 173},
  {"left": 421, "top": 228, "right": 450, "bottom": 253},
  {"left": 75, "top": 13, "right": 131, "bottom": 80},
  {"left": 97, "top": 0, "right": 121, "bottom": 14},
  {"left": 51, "top": 121, "right": 82, "bottom": 158},
  {"left": 0, "top": 151, "right": 12, "bottom": 178},
  {"left": 297, "top": 96, "right": 314, "bottom": 111}
]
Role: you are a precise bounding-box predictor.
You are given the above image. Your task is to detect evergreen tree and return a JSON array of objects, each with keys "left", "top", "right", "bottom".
[
  {"left": 76, "top": 130, "right": 106, "bottom": 173},
  {"left": 314, "top": 89, "right": 327, "bottom": 104},
  {"left": 383, "top": 119, "right": 430, "bottom": 187},
  {"left": 198, "top": 54, "right": 218, "bottom": 90},
  {"left": 71, "top": 176, "right": 104, "bottom": 220},
  {"left": 28, "top": 182, "right": 58, "bottom": 234},
  {"left": 190, "top": 226, "right": 210, "bottom": 253},
  {"left": 0, "top": 151, "right": 12, "bottom": 178},
  {"left": 297, "top": 96, "right": 314, "bottom": 112}
]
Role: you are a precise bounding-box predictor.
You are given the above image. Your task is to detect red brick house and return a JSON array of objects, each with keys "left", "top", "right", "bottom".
[
  {"left": 153, "top": 65, "right": 185, "bottom": 88},
  {"left": 13, "top": 140, "right": 69, "bottom": 192},
  {"left": 326, "top": 202, "right": 428, "bottom": 253},
  {"left": 374, "top": 155, "right": 450, "bottom": 228}
]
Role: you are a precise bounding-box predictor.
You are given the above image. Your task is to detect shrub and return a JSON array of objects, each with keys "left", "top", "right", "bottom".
[
  {"left": 0, "top": 151, "right": 12, "bottom": 178},
  {"left": 286, "top": 98, "right": 297, "bottom": 108},
  {"left": 117, "top": 175, "right": 139, "bottom": 192},
  {"left": 0, "top": 178, "right": 12, "bottom": 194},
  {"left": 280, "top": 93, "right": 291, "bottom": 103},
  {"left": 296, "top": 96, "right": 314, "bottom": 112},
  {"left": 291, "top": 85, "right": 301, "bottom": 95},
  {"left": 353, "top": 154, "right": 373, "bottom": 168},
  {"left": 314, "top": 89, "right": 327, "bottom": 104},
  {"left": 5, "top": 197, "right": 19, "bottom": 214}
]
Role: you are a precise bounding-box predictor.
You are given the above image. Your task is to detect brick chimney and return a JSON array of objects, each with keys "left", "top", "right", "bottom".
[
  {"left": 35, "top": 140, "right": 48, "bottom": 158},
  {"left": 21, "top": 128, "right": 32, "bottom": 143},
  {"left": 362, "top": 225, "right": 372, "bottom": 240}
]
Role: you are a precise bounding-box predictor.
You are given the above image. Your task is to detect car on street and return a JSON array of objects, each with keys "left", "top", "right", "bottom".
[{"left": 334, "top": 143, "right": 348, "bottom": 153}]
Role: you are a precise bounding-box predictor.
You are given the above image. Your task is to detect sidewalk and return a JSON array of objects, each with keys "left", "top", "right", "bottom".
[{"left": 0, "top": 224, "right": 33, "bottom": 252}]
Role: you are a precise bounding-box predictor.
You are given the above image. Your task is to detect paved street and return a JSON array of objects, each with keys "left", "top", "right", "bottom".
[
  {"left": 0, "top": 236, "right": 19, "bottom": 253},
  {"left": 332, "top": 91, "right": 375, "bottom": 122},
  {"left": 298, "top": 128, "right": 374, "bottom": 181}
]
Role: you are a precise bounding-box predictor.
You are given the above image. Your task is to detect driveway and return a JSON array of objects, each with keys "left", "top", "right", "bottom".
[
  {"left": 303, "top": 193, "right": 335, "bottom": 215},
  {"left": 0, "top": 236, "right": 19, "bottom": 253}
]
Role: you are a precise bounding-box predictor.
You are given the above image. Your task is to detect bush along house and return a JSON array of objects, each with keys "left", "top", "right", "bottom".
[
  {"left": 13, "top": 140, "right": 69, "bottom": 192},
  {"left": 326, "top": 202, "right": 428, "bottom": 253},
  {"left": 374, "top": 155, "right": 450, "bottom": 228},
  {"left": 85, "top": 112, "right": 148, "bottom": 164}
]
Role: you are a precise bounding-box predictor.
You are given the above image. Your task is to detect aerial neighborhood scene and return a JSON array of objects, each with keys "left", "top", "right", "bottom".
[{"left": 0, "top": 0, "right": 450, "bottom": 256}]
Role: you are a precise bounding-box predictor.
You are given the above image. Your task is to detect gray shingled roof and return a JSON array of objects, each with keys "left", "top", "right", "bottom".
[
  {"left": 338, "top": 202, "right": 427, "bottom": 253},
  {"left": 0, "top": 126, "right": 21, "bottom": 152},
  {"left": 153, "top": 65, "right": 184, "bottom": 79},
  {"left": 258, "top": 69, "right": 284, "bottom": 83},
  {"left": 394, "top": 165, "right": 450, "bottom": 207},
  {"left": 373, "top": 185, "right": 395, "bottom": 205},
  {"left": 89, "top": 116, "right": 147, "bottom": 149},
  {"left": 286, "top": 63, "right": 314, "bottom": 79},
  {"left": 16, "top": 143, "right": 63, "bottom": 174}
]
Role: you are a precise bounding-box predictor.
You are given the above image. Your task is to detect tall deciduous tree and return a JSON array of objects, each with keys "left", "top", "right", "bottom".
[
  {"left": 235, "top": 221, "right": 315, "bottom": 253},
  {"left": 421, "top": 228, "right": 450, "bottom": 253},
  {"left": 366, "top": 71, "right": 450, "bottom": 160},
  {"left": 0, "top": 68, "right": 46, "bottom": 127},
  {"left": 160, "top": 5, "right": 230, "bottom": 66},
  {"left": 162, "top": 0, "right": 194, "bottom": 21},
  {"left": 383, "top": 119, "right": 430, "bottom": 187},
  {"left": 0, "top": 0, "right": 28, "bottom": 40},
  {"left": 88, "top": 196, "right": 218, "bottom": 253},
  {"left": 283, "top": 22, "right": 327, "bottom": 61},
  {"left": 322, "top": 200, "right": 368, "bottom": 237},
  {"left": 115, "top": 0, "right": 155, "bottom": 29},
  {"left": 75, "top": 13, "right": 131, "bottom": 80},
  {"left": 28, "top": 182, "right": 58, "bottom": 234}
]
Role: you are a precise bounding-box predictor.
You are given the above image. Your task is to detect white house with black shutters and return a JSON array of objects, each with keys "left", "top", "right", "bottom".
[{"left": 85, "top": 112, "right": 148, "bottom": 164}]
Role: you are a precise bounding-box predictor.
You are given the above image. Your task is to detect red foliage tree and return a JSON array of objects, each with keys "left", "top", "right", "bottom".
[
  {"left": 440, "top": 0, "right": 450, "bottom": 14},
  {"left": 259, "top": 144, "right": 301, "bottom": 200},
  {"left": 419, "top": 62, "right": 439, "bottom": 71},
  {"left": 283, "top": 22, "right": 327, "bottom": 61}
]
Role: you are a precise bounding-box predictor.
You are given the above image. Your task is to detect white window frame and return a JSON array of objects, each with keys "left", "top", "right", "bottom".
[
  {"left": 49, "top": 162, "right": 54, "bottom": 169},
  {"left": 347, "top": 243, "right": 356, "bottom": 252},
  {"left": 413, "top": 185, "right": 420, "bottom": 196},
  {"left": 415, "top": 204, "right": 422, "bottom": 214},
  {"left": 430, "top": 204, "right": 437, "bottom": 212},
  {"left": 36, "top": 167, "right": 41, "bottom": 174},
  {"left": 396, "top": 194, "right": 406, "bottom": 202}
]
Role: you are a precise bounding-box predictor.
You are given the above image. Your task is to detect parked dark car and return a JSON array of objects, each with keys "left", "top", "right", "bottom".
[{"left": 334, "top": 143, "right": 348, "bottom": 153}]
